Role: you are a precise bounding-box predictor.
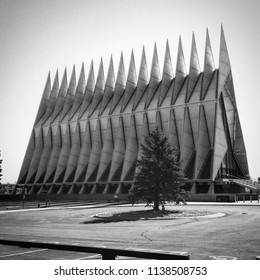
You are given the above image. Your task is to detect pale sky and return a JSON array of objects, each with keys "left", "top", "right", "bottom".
[{"left": 0, "top": 0, "right": 259, "bottom": 183}]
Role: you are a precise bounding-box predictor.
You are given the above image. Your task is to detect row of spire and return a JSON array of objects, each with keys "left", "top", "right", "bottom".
[{"left": 35, "top": 26, "right": 231, "bottom": 126}]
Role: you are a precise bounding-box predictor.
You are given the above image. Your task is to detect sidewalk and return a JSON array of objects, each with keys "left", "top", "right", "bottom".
[{"left": 186, "top": 200, "right": 260, "bottom": 206}]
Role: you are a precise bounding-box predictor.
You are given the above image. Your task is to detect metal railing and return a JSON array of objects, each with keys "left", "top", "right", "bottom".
[
  {"left": 225, "top": 174, "right": 260, "bottom": 191},
  {"left": 0, "top": 239, "right": 189, "bottom": 260}
]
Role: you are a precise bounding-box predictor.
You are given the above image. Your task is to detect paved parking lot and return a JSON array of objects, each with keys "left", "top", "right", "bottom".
[{"left": 0, "top": 201, "right": 259, "bottom": 260}]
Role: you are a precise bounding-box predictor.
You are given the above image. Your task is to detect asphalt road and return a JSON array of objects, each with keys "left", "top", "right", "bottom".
[{"left": 0, "top": 201, "right": 259, "bottom": 260}]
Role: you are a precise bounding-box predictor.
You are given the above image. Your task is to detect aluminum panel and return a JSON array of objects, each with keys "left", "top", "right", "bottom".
[
  {"left": 26, "top": 128, "right": 44, "bottom": 183},
  {"left": 195, "top": 106, "right": 211, "bottom": 178},
  {"left": 64, "top": 122, "right": 82, "bottom": 182},
  {"left": 54, "top": 124, "right": 72, "bottom": 182},
  {"left": 212, "top": 101, "right": 228, "bottom": 179},
  {"left": 44, "top": 125, "right": 62, "bottom": 183}
]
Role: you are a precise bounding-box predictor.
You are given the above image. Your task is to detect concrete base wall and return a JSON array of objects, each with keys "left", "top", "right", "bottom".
[
  {"left": 0, "top": 193, "right": 129, "bottom": 202},
  {"left": 0, "top": 193, "right": 258, "bottom": 203}
]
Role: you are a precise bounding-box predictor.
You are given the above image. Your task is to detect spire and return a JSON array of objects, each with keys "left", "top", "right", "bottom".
[
  {"left": 79, "top": 60, "right": 95, "bottom": 118},
  {"left": 69, "top": 63, "right": 86, "bottom": 120},
  {"left": 34, "top": 72, "right": 51, "bottom": 125},
  {"left": 68, "top": 65, "right": 77, "bottom": 93},
  {"left": 52, "top": 70, "right": 60, "bottom": 92},
  {"left": 60, "top": 65, "right": 77, "bottom": 121},
  {"left": 42, "top": 70, "right": 59, "bottom": 124},
  {"left": 99, "top": 55, "right": 115, "bottom": 115},
  {"left": 110, "top": 52, "right": 126, "bottom": 114},
  {"left": 158, "top": 39, "right": 174, "bottom": 106},
  {"left": 186, "top": 32, "right": 201, "bottom": 102},
  {"left": 121, "top": 49, "right": 137, "bottom": 112},
  {"left": 202, "top": 28, "right": 215, "bottom": 99},
  {"left": 133, "top": 46, "right": 149, "bottom": 110},
  {"left": 77, "top": 62, "right": 86, "bottom": 94},
  {"left": 88, "top": 58, "right": 105, "bottom": 117},
  {"left": 218, "top": 24, "right": 232, "bottom": 97},
  {"left": 172, "top": 36, "right": 187, "bottom": 104},
  {"left": 51, "top": 68, "right": 68, "bottom": 123},
  {"left": 145, "top": 43, "right": 161, "bottom": 108}
]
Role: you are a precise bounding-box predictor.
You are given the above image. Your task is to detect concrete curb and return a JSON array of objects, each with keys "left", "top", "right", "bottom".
[{"left": 92, "top": 212, "right": 226, "bottom": 220}]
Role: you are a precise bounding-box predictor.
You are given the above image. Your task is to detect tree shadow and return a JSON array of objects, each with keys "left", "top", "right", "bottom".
[{"left": 82, "top": 210, "right": 182, "bottom": 224}]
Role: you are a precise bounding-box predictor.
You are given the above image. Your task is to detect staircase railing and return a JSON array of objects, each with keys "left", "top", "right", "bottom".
[{"left": 225, "top": 174, "right": 260, "bottom": 191}]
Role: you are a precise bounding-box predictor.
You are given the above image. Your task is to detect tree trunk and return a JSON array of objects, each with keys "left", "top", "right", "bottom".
[
  {"left": 153, "top": 198, "right": 160, "bottom": 211},
  {"left": 153, "top": 183, "right": 160, "bottom": 211}
]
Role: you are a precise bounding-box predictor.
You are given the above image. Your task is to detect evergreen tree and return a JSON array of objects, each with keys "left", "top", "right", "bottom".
[{"left": 129, "top": 127, "right": 186, "bottom": 211}]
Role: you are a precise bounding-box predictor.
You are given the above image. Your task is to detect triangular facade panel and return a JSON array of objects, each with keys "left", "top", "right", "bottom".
[
  {"left": 233, "top": 113, "right": 249, "bottom": 176},
  {"left": 212, "top": 99, "right": 228, "bottom": 179},
  {"left": 74, "top": 120, "right": 95, "bottom": 181},
  {"left": 110, "top": 53, "right": 126, "bottom": 114},
  {"left": 132, "top": 47, "right": 149, "bottom": 111},
  {"left": 34, "top": 73, "right": 51, "bottom": 125},
  {"left": 88, "top": 59, "right": 105, "bottom": 117},
  {"left": 35, "top": 127, "right": 53, "bottom": 183},
  {"left": 79, "top": 61, "right": 95, "bottom": 119},
  {"left": 99, "top": 56, "right": 115, "bottom": 116},
  {"left": 203, "top": 101, "right": 216, "bottom": 147},
  {"left": 202, "top": 29, "right": 215, "bottom": 99},
  {"left": 222, "top": 86, "right": 236, "bottom": 146},
  {"left": 121, "top": 115, "right": 139, "bottom": 181},
  {"left": 97, "top": 117, "right": 119, "bottom": 181},
  {"left": 145, "top": 44, "right": 161, "bottom": 108},
  {"left": 69, "top": 64, "right": 86, "bottom": 121},
  {"left": 187, "top": 104, "right": 200, "bottom": 143},
  {"left": 44, "top": 125, "right": 62, "bottom": 183},
  {"left": 180, "top": 108, "right": 195, "bottom": 171},
  {"left": 158, "top": 40, "right": 174, "bottom": 106},
  {"left": 85, "top": 119, "right": 104, "bottom": 181},
  {"left": 17, "top": 130, "right": 36, "bottom": 184},
  {"left": 186, "top": 33, "right": 201, "bottom": 102},
  {"left": 218, "top": 25, "right": 232, "bottom": 98},
  {"left": 172, "top": 37, "right": 187, "bottom": 104},
  {"left": 60, "top": 66, "right": 77, "bottom": 121},
  {"left": 54, "top": 124, "right": 73, "bottom": 182},
  {"left": 25, "top": 128, "right": 45, "bottom": 183},
  {"left": 42, "top": 71, "right": 59, "bottom": 125},
  {"left": 195, "top": 105, "right": 211, "bottom": 178},
  {"left": 51, "top": 69, "right": 68, "bottom": 123},
  {"left": 168, "top": 108, "right": 180, "bottom": 150},
  {"left": 109, "top": 116, "right": 128, "bottom": 181},
  {"left": 64, "top": 122, "right": 82, "bottom": 182},
  {"left": 121, "top": 50, "right": 137, "bottom": 112}
]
